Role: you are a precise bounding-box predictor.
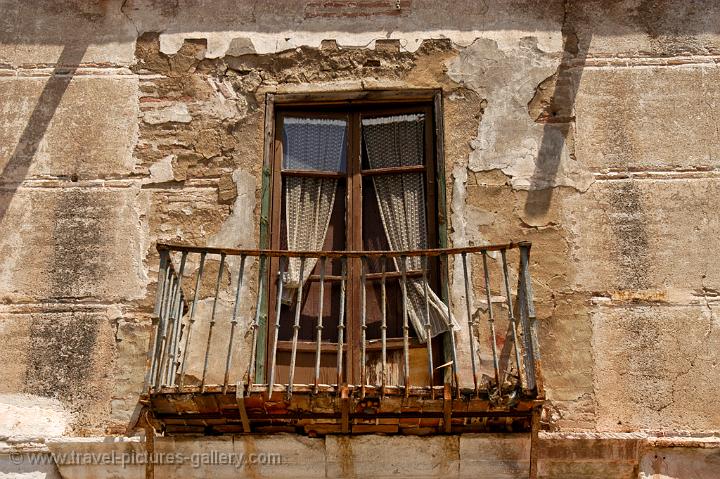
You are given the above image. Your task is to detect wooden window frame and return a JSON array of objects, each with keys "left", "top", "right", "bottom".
[{"left": 256, "top": 90, "right": 450, "bottom": 385}]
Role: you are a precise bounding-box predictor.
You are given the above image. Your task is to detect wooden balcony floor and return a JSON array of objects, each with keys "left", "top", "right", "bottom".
[{"left": 142, "top": 384, "right": 543, "bottom": 436}]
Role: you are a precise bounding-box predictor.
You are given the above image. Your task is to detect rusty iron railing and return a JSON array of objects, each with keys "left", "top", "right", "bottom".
[{"left": 144, "top": 242, "right": 542, "bottom": 402}]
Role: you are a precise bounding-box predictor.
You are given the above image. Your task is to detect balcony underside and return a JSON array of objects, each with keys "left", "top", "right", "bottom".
[{"left": 143, "top": 384, "right": 543, "bottom": 436}]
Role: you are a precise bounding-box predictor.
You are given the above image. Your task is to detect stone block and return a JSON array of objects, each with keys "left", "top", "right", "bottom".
[
  {"left": 0, "top": 451, "right": 61, "bottom": 479},
  {"left": 592, "top": 305, "right": 720, "bottom": 431},
  {"left": 0, "top": 76, "right": 138, "bottom": 181},
  {"left": 459, "top": 434, "right": 529, "bottom": 478},
  {"left": 155, "top": 435, "right": 325, "bottom": 479},
  {"left": 0, "top": 309, "right": 117, "bottom": 435},
  {"left": 538, "top": 294, "right": 594, "bottom": 402},
  {"left": 538, "top": 461, "right": 636, "bottom": 479},
  {"left": 563, "top": 178, "right": 720, "bottom": 292},
  {"left": 576, "top": 66, "right": 720, "bottom": 172},
  {"left": 638, "top": 447, "right": 720, "bottom": 479},
  {"left": 326, "top": 435, "right": 459, "bottom": 478},
  {"left": 48, "top": 439, "right": 144, "bottom": 479},
  {"left": 0, "top": 0, "right": 135, "bottom": 66},
  {"left": 571, "top": 0, "right": 720, "bottom": 57},
  {"left": 539, "top": 436, "right": 640, "bottom": 463},
  {"left": 0, "top": 188, "right": 148, "bottom": 302}
]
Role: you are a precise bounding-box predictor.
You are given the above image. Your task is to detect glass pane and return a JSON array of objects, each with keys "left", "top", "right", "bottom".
[
  {"left": 361, "top": 113, "right": 425, "bottom": 169},
  {"left": 282, "top": 116, "right": 347, "bottom": 172}
]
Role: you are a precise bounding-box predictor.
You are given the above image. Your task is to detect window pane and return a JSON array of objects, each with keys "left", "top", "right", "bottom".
[
  {"left": 361, "top": 113, "right": 425, "bottom": 169},
  {"left": 282, "top": 117, "right": 347, "bottom": 172}
]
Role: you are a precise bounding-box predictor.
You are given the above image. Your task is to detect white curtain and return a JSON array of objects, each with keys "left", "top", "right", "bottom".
[
  {"left": 282, "top": 117, "right": 347, "bottom": 303},
  {"left": 362, "top": 114, "right": 460, "bottom": 342}
]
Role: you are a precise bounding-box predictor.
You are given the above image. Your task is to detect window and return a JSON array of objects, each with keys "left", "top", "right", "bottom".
[{"left": 266, "top": 95, "right": 455, "bottom": 385}]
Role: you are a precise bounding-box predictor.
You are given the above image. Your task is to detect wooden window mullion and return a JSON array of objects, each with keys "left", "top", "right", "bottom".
[{"left": 347, "top": 110, "right": 363, "bottom": 384}]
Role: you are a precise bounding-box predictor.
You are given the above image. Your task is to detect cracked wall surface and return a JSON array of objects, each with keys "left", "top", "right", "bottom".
[{"left": 1, "top": 0, "right": 720, "bottom": 478}]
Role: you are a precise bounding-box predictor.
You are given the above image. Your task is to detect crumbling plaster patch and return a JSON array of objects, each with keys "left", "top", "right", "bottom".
[{"left": 445, "top": 37, "right": 592, "bottom": 193}]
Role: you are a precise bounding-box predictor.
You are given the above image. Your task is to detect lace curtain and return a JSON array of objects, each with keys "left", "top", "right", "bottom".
[
  {"left": 282, "top": 117, "right": 347, "bottom": 303},
  {"left": 362, "top": 114, "right": 460, "bottom": 342}
]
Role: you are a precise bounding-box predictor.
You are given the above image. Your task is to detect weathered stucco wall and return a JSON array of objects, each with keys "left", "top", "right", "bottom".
[{"left": 1, "top": 0, "right": 719, "bottom": 478}]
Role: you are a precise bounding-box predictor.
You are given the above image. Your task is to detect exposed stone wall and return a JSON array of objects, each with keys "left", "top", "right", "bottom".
[{"left": 1, "top": 0, "right": 720, "bottom": 477}]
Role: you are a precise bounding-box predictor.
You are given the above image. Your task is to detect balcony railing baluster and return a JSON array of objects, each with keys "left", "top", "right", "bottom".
[
  {"left": 421, "top": 255, "right": 434, "bottom": 398},
  {"left": 286, "top": 257, "right": 306, "bottom": 398},
  {"left": 167, "top": 251, "right": 187, "bottom": 385},
  {"left": 519, "top": 245, "right": 539, "bottom": 393},
  {"left": 147, "top": 250, "right": 169, "bottom": 393},
  {"left": 247, "top": 254, "right": 266, "bottom": 388},
  {"left": 399, "top": 255, "right": 410, "bottom": 397},
  {"left": 201, "top": 253, "right": 225, "bottom": 391},
  {"left": 360, "top": 256, "right": 367, "bottom": 398},
  {"left": 336, "top": 257, "right": 347, "bottom": 391},
  {"left": 267, "top": 256, "right": 286, "bottom": 396},
  {"left": 440, "top": 252, "right": 459, "bottom": 394},
  {"left": 179, "top": 251, "right": 205, "bottom": 388},
  {"left": 224, "top": 254, "right": 246, "bottom": 392},
  {"left": 157, "top": 269, "right": 174, "bottom": 388},
  {"left": 313, "top": 256, "right": 326, "bottom": 393},
  {"left": 481, "top": 251, "right": 501, "bottom": 391},
  {"left": 501, "top": 249, "right": 524, "bottom": 390},
  {"left": 461, "top": 252, "right": 479, "bottom": 395},
  {"left": 144, "top": 242, "right": 540, "bottom": 405}
]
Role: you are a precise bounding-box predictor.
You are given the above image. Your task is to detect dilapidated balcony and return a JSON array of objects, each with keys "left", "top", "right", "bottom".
[{"left": 139, "top": 241, "right": 543, "bottom": 437}]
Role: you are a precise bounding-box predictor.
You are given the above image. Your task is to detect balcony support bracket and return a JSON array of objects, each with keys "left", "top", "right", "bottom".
[
  {"left": 443, "top": 384, "right": 452, "bottom": 433},
  {"left": 529, "top": 405, "right": 541, "bottom": 479},
  {"left": 236, "top": 383, "right": 251, "bottom": 433},
  {"left": 341, "top": 387, "right": 350, "bottom": 433}
]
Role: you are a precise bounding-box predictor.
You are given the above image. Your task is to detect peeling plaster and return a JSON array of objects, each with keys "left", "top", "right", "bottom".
[{"left": 446, "top": 37, "right": 592, "bottom": 192}]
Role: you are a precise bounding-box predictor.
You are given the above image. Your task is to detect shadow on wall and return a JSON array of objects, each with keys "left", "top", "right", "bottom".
[
  {"left": 523, "top": 15, "right": 592, "bottom": 218},
  {"left": 0, "top": 44, "right": 88, "bottom": 223}
]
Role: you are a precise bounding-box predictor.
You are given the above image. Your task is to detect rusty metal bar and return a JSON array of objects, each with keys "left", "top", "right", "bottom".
[
  {"left": 267, "top": 256, "right": 286, "bottom": 396},
  {"left": 462, "top": 252, "right": 479, "bottom": 394},
  {"left": 481, "top": 251, "right": 501, "bottom": 389},
  {"left": 529, "top": 406, "right": 541, "bottom": 479},
  {"left": 235, "top": 384, "right": 251, "bottom": 433},
  {"left": 148, "top": 251, "right": 169, "bottom": 392},
  {"left": 308, "top": 270, "right": 423, "bottom": 282},
  {"left": 440, "top": 253, "right": 459, "bottom": 393},
  {"left": 519, "top": 245, "right": 539, "bottom": 393},
  {"left": 400, "top": 255, "right": 410, "bottom": 397},
  {"left": 224, "top": 254, "right": 247, "bottom": 392},
  {"left": 246, "top": 255, "right": 266, "bottom": 388},
  {"left": 153, "top": 264, "right": 173, "bottom": 388},
  {"left": 286, "top": 257, "right": 306, "bottom": 399},
  {"left": 422, "top": 256, "right": 434, "bottom": 396},
  {"left": 380, "top": 256, "right": 387, "bottom": 396},
  {"left": 500, "top": 249, "right": 524, "bottom": 389},
  {"left": 162, "top": 269, "right": 180, "bottom": 385},
  {"left": 313, "top": 257, "right": 326, "bottom": 393},
  {"left": 336, "top": 257, "right": 347, "bottom": 391},
  {"left": 157, "top": 241, "right": 531, "bottom": 258},
  {"left": 360, "top": 256, "right": 367, "bottom": 398},
  {"left": 201, "top": 253, "right": 226, "bottom": 391},
  {"left": 153, "top": 250, "right": 169, "bottom": 317},
  {"left": 167, "top": 251, "right": 187, "bottom": 385},
  {"left": 156, "top": 271, "right": 175, "bottom": 388},
  {"left": 179, "top": 251, "right": 206, "bottom": 388}
]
